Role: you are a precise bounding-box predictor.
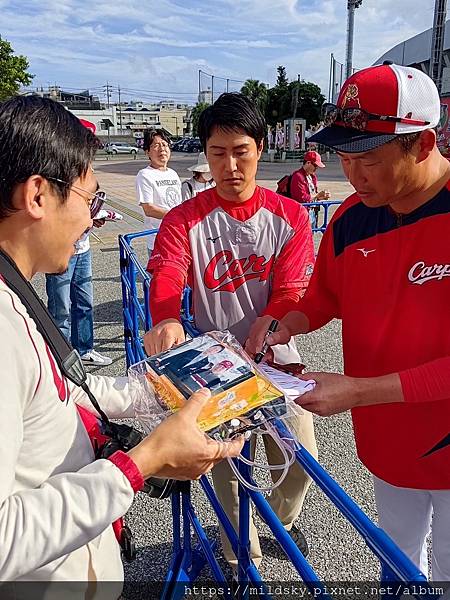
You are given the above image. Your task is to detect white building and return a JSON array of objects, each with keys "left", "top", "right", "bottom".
[
  {"left": 71, "top": 102, "right": 191, "bottom": 137},
  {"left": 198, "top": 88, "right": 212, "bottom": 104}
]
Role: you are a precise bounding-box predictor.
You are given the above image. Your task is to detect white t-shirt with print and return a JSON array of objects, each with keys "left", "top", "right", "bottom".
[{"left": 136, "top": 166, "right": 182, "bottom": 250}]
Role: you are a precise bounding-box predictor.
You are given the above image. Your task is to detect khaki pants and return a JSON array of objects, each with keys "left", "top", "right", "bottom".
[{"left": 212, "top": 406, "right": 317, "bottom": 568}]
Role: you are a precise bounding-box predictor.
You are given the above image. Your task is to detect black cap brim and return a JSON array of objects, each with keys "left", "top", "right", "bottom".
[{"left": 309, "top": 125, "right": 397, "bottom": 153}]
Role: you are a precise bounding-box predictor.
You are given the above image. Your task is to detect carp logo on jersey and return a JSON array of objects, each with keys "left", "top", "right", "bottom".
[{"left": 204, "top": 250, "right": 275, "bottom": 293}]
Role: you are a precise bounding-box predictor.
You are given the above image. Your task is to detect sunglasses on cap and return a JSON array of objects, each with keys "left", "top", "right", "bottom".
[
  {"left": 322, "top": 103, "right": 430, "bottom": 132},
  {"left": 47, "top": 177, "right": 106, "bottom": 219}
]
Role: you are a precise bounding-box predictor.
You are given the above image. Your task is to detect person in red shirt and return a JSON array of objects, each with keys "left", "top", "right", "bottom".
[
  {"left": 290, "top": 150, "right": 330, "bottom": 228},
  {"left": 144, "top": 92, "right": 317, "bottom": 567},
  {"left": 247, "top": 63, "right": 450, "bottom": 580}
]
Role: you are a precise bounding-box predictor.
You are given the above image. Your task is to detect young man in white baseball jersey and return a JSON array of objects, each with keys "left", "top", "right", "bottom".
[
  {"left": 144, "top": 93, "right": 317, "bottom": 567},
  {"left": 136, "top": 129, "right": 182, "bottom": 256}
]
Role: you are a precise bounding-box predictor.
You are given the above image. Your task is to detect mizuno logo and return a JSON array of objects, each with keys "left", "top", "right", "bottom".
[
  {"left": 408, "top": 261, "right": 450, "bottom": 285},
  {"left": 357, "top": 248, "right": 376, "bottom": 257},
  {"left": 203, "top": 250, "right": 274, "bottom": 293},
  {"left": 207, "top": 236, "right": 221, "bottom": 243}
]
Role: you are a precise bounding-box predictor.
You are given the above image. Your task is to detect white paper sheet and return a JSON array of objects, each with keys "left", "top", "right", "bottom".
[{"left": 259, "top": 363, "right": 315, "bottom": 401}]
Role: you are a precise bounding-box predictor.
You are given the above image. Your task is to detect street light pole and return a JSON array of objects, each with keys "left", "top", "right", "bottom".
[{"left": 346, "top": 0, "right": 363, "bottom": 80}]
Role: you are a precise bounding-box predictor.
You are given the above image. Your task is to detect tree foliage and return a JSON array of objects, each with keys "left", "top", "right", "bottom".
[
  {"left": 191, "top": 102, "right": 209, "bottom": 137},
  {"left": 0, "top": 37, "right": 33, "bottom": 101},
  {"left": 265, "top": 66, "right": 325, "bottom": 127},
  {"left": 276, "top": 65, "right": 289, "bottom": 89},
  {"left": 240, "top": 79, "right": 268, "bottom": 113}
]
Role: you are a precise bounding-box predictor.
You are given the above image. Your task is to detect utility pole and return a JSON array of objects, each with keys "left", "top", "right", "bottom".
[
  {"left": 118, "top": 84, "right": 122, "bottom": 135},
  {"left": 198, "top": 69, "right": 201, "bottom": 102},
  {"left": 292, "top": 73, "right": 301, "bottom": 118},
  {"left": 430, "top": 0, "right": 448, "bottom": 94},
  {"left": 226, "top": 78, "right": 229, "bottom": 93},
  {"left": 345, "top": 0, "right": 363, "bottom": 80},
  {"left": 103, "top": 82, "right": 112, "bottom": 108},
  {"left": 211, "top": 75, "right": 214, "bottom": 104}
]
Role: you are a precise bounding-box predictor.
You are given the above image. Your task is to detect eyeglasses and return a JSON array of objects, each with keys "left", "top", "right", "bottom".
[
  {"left": 47, "top": 177, "right": 106, "bottom": 218},
  {"left": 149, "top": 142, "right": 170, "bottom": 150},
  {"left": 322, "top": 103, "right": 430, "bottom": 132}
]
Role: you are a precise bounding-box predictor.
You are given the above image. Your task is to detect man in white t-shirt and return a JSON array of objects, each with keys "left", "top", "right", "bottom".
[{"left": 136, "top": 129, "right": 182, "bottom": 255}]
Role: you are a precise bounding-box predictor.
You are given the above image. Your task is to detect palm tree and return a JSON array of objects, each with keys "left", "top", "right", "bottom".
[{"left": 240, "top": 79, "right": 268, "bottom": 113}]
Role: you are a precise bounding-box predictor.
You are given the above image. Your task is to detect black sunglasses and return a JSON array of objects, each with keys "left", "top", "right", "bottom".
[{"left": 322, "top": 103, "right": 430, "bottom": 132}]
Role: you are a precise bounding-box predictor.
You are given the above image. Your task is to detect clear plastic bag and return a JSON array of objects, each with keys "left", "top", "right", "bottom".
[{"left": 128, "top": 330, "right": 304, "bottom": 438}]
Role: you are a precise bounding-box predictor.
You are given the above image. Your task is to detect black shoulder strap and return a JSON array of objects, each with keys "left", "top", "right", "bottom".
[
  {"left": 183, "top": 180, "right": 193, "bottom": 197},
  {"left": 0, "top": 249, "right": 110, "bottom": 424}
]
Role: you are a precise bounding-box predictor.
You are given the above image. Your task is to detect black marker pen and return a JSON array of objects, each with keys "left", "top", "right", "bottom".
[{"left": 254, "top": 319, "right": 279, "bottom": 364}]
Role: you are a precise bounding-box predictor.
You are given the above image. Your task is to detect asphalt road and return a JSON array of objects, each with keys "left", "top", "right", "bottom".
[{"left": 94, "top": 151, "right": 349, "bottom": 184}]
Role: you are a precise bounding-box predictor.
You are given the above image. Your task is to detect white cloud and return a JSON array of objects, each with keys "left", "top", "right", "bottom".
[{"left": 1, "top": 0, "right": 442, "bottom": 101}]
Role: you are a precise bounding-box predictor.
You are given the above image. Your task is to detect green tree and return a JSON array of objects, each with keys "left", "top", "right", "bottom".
[
  {"left": 280, "top": 80, "right": 325, "bottom": 126},
  {"left": 190, "top": 102, "right": 209, "bottom": 137},
  {"left": 0, "top": 37, "right": 33, "bottom": 101},
  {"left": 265, "top": 66, "right": 325, "bottom": 127},
  {"left": 276, "top": 65, "right": 289, "bottom": 89},
  {"left": 240, "top": 79, "right": 268, "bottom": 113}
]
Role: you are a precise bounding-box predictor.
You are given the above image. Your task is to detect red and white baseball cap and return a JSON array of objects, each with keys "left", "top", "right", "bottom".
[
  {"left": 310, "top": 63, "right": 441, "bottom": 152},
  {"left": 79, "top": 118, "right": 96, "bottom": 133},
  {"left": 304, "top": 150, "right": 325, "bottom": 167}
]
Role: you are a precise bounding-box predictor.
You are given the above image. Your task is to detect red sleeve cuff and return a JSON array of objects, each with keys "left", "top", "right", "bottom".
[{"left": 108, "top": 450, "right": 145, "bottom": 493}]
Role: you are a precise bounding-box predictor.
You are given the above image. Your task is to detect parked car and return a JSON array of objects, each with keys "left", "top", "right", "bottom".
[
  {"left": 172, "top": 138, "right": 192, "bottom": 152},
  {"left": 105, "top": 142, "right": 139, "bottom": 155},
  {"left": 171, "top": 139, "right": 186, "bottom": 152},
  {"left": 184, "top": 138, "right": 203, "bottom": 153}
]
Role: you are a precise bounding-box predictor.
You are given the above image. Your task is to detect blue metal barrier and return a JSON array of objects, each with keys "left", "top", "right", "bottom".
[{"left": 119, "top": 216, "right": 438, "bottom": 599}]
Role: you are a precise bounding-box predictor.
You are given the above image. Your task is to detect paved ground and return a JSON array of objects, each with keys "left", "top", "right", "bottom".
[
  {"left": 91, "top": 152, "right": 354, "bottom": 245},
  {"left": 33, "top": 156, "right": 382, "bottom": 589}
]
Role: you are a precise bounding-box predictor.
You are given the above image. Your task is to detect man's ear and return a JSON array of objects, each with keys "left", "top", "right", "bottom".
[
  {"left": 417, "top": 129, "right": 436, "bottom": 163},
  {"left": 256, "top": 140, "right": 264, "bottom": 159},
  {"left": 20, "top": 176, "right": 49, "bottom": 219}
]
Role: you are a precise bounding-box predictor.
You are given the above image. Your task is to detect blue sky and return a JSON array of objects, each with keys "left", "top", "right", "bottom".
[{"left": 1, "top": 0, "right": 439, "bottom": 104}]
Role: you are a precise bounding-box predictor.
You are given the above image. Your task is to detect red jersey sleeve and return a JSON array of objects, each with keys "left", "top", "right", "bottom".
[
  {"left": 296, "top": 214, "right": 341, "bottom": 331},
  {"left": 263, "top": 203, "right": 315, "bottom": 320},
  {"left": 146, "top": 207, "right": 192, "bottom": 325},
  {"left": 400, "top": 357, "right": 450, "bottom": 404}
]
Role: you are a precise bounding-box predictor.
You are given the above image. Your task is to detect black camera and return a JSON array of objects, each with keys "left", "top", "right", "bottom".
[{"left": 97, "top": 421, "right": 174, "bottom": 499}]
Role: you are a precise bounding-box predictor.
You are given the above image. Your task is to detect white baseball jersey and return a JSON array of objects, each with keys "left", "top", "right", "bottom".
[{"left": 148, "top": 187, "right": 315, "bottom": 363}]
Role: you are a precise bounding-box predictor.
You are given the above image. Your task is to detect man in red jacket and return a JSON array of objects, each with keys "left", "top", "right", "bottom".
[
  {"left": 290, "top": 150, "right": 330, "bottom": 227},
  {"left": 247, "top": 63, "right": 450, "bottom": 580}
]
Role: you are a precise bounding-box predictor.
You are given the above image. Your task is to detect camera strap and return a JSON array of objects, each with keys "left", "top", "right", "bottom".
[
  {"left": 0, "top": 249, "right": 111, "bottom": 425},
  {"left": 0, "top": 249, "right": 175, "bottom": 506}
]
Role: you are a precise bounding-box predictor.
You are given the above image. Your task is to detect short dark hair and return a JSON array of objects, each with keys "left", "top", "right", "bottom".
[
  {"left": 394, "top": 132, "right": 422, "bottom": 154},
  {"left": 198, "top": 93, "right": 266, "bottom": 151},
  {"left": 0, "top": 95, "right": 99, "bottom": 220},
  {"left": 143, "top": 128, "right": 170, "bottom": 151}
]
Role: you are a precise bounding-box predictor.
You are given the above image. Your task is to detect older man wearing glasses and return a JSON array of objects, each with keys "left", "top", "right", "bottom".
[
  {"left": 136, "top": 129, "right": 182, "bottom": 257},
  {"left": 45, "top": 124, "right": 112, "bottom": 367},
  {"left": 247, "top": 63, "right": 450, "bottom": 580}
]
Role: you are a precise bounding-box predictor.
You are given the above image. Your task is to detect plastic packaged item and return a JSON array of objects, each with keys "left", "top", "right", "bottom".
[
  {"left": 129, "top": 330, "right": 288, "bottom": 437},
  {"left": 129, "top": 330, "right": 315, "bottom": 493}
]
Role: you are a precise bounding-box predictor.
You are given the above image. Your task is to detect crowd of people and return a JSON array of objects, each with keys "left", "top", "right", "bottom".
[{"left": 0, "top": 60, "right": 449, "bottom": 592}]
